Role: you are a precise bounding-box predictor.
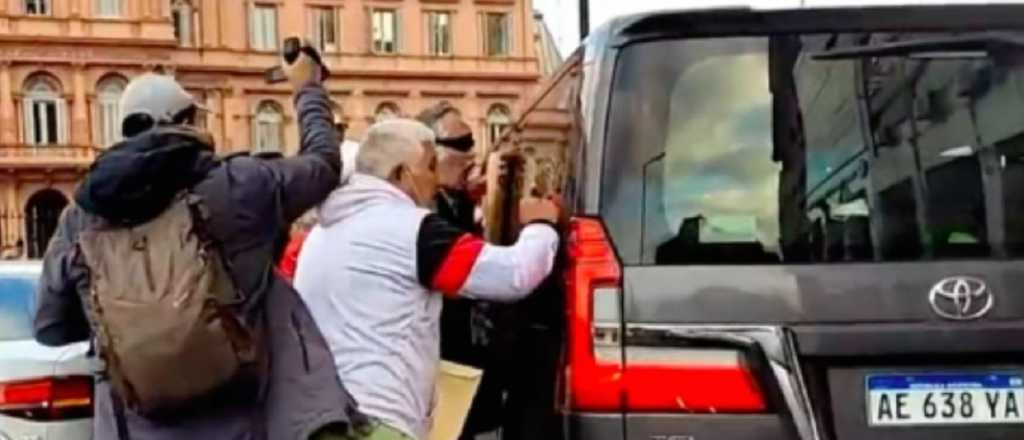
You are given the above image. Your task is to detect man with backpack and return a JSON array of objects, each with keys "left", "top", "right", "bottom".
[{"left": 32, "top": 41, "right": 363, "bottom": 440}]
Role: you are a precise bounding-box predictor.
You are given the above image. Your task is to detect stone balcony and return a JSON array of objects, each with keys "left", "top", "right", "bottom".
[
  {"left": 0, "top": 144, "right": 97, "bottom": 169},
  {"left": 172, "top": 49, "right": 541, "bottom": 81}
]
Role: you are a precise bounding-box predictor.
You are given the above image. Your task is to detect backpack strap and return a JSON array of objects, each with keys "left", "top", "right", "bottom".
[
  {"left": 110, "top": 388, "right": 132, "bottom": 440},
  {"left": 183, "top": 191, "right": 246, "bottom": 306}
]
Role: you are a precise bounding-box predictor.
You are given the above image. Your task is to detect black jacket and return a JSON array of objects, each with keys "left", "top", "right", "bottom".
[
  {"left": 33, "top": 84, "right": 361, "bottom": 440},
  {"left": 435, "top": 189, "right": 478, "bottom": 234}
]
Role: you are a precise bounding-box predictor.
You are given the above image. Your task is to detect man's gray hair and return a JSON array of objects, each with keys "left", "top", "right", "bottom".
[
  {"left": 415, "top": 101, "right": 459, "bottom": 133},
  {"left": 356, "top": 119, "right": 436, "bottom": 180}
]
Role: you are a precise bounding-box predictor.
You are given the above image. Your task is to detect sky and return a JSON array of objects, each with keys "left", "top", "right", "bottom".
[{"left": 532, "top": 0, "right": 1024, "bottom": 55}]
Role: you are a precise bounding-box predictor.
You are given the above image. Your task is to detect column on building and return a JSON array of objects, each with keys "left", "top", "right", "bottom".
[
  {"left": 4, "top": 179, "right": 18, "bottom": 252},
  {"left": 206, "top": 87, "right": 226, "bottom": 150},
  {"left": 223, "top": 84, "right": 249, "bottom": 152},
  {"left": 519, "top": 0, "right": 534, "bottom": 60},
  {"left": 0, "top": 62, "right": 14, "bottom": 145},
  {"left": 281, "top": 0, "right": 304, "bottom": 37},
  {"left": 349, "top": 90, "right": 367, "bottom": 136},
  {"left": 71, "top": 65, "right": 89, "bottom": 146},
  {"left": 407, "top": 1, "right": 424, "bottom": 57},
  {"left": 201, "top": 0, "right": 222, "bottom": 47},
  {"left": 221, "top": 1, "right": 246, "bottom": 51}
]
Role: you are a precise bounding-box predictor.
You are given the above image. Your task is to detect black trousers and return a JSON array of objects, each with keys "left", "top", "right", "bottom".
[{"left": 447, "top": 317, "right": 563, "bottom": 439}]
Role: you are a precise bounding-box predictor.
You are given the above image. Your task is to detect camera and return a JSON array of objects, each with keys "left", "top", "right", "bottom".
[{"left": 264, "top": 37, "right": 331, "bottom": 84}]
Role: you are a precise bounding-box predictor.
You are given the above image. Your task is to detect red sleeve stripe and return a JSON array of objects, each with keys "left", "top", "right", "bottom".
[{"left": 431, "top": 233, "right": 485, "bottom": 297}]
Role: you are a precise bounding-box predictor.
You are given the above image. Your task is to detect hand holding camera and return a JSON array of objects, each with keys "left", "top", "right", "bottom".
[{"left": 265, "top": 37, "right": 331, "bottom": 89}]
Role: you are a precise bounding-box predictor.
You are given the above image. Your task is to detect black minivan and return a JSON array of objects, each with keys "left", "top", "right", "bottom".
[{"left": 495, "top": 4, "right": 1024, "bottom": 440}]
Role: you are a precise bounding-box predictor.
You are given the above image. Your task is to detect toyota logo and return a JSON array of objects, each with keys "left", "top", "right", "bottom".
[{"left": 928, "top": 276, "right": 994, "bottom": 320}]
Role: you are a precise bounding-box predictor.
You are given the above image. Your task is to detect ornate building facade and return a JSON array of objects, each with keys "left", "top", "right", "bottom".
[{"left": 0, "top": 0, "right": 548, "bottom": 258}]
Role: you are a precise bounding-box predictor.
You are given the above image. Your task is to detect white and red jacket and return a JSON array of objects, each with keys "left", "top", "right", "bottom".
[{"left": 293, "top": 174, "right": 558, "bottom": 440}]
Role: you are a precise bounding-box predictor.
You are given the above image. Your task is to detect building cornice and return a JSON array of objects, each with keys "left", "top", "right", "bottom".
[
  {"left": 0, "top": 34, "right": 174, "bottom": 46},
  {"left": 243, "top": 86, "right": 355, "bottom": 96},
  {"left": 177, "top": 64, "right": 541, "bottom": 82},
  {"left": 363, "top": 89, "right": 411, "bottom": 97},
  {"left": 475, "top": 91, "right": 520, "bottom": 99},
  {"left": 421, "top": 90, "right": 467, "bottom": 98},
  {"left": 0, "top": 35, "right": 176, "bottom": 47}
]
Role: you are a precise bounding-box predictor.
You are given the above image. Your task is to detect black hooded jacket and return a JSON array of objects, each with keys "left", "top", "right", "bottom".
[
  {"left": 74, "top": 127, "right": 219, "bottom": 225},
  {"left": 34, "top": 84, "right": 362, "bottom": 440}
]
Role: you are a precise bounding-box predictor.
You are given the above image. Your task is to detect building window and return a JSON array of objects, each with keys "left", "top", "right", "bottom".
[
  {"left": 96, "top": 0, "right": 122, "bottom": 17},
  {"left": 250, "top": 4, "right": 278, "bottom": 52},
  {"left": 172, "top": 0, "right": 196, "bottom": 47},
  {"left": 309, "top": 6, "right": 339, "bottom": 53},
  {"left": 374, "top": 102, "right": 400, "bottom": 123},
  {"left": 96, "top": 76, "right": 126, "bottom": 147},
  {"left": 372, "top": 9, "right": 398, "bottom": 54},
  {"left": 25, "top": 0, "right": 50, "bottom": 15},
  {"left": 483, "top": 12, "right": 511, "bottom": 57},
  {"left": 22, "top": 75, "right": 67, "bottom": 146},
  {"left": 187, "top": 89, "right": 208, "bottom": 130},
  {"left": 254, "top": 101, "right": 283, "bottom": 153},
  {"left": 330, "top": 100, "right": 346, "bottom": 134},
  {"left": 25, "top": 189, "right": 68, "bottom": 260},
  {"left": 426, "top": 11, "right": 452, "bottom": 56},
  {"left": 487, "top": 104, "right": 512, "bottom": 150}
]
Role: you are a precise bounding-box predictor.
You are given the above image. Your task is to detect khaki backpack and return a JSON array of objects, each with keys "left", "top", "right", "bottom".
[{"left": 77, "top": 192, "right": 260, "bottom": 416}]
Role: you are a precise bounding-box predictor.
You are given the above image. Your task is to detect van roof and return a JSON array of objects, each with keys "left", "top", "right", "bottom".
[{"left": 592, "top": 3, "right": 1024, "bottom": 48}]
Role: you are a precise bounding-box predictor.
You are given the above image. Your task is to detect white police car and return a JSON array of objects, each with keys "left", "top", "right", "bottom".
[{"left": 0, "top": 262, "right": 91, "bottom": 440}]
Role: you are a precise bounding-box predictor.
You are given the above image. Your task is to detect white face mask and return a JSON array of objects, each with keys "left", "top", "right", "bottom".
[{"left": 400, "top": 165, "right": 435, "bottom": 208}]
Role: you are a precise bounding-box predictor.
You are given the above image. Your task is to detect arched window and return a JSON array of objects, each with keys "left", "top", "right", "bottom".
[
  {"left": 24, "top": 189, "right": 68, "bottom": 259},
  {"left": 172, "top": 0, "right": 196, "bottom": 47},
  {"left": 22, "top": 74, "right": 67, "bottom": 146},
  {"left": 96, "top": 76, "right": 127, "bottom": 147},
  {"left": 25, "top": 0, "right": 51, "bottom": 16},
  {"left": 486, "top": 104, "right": 512, "bottom": 149},
  {"left": 374, "top": 102, "right": 400, "bottom": 123},
  {"left": 253, "top": 101, "right": 284, "bottom": 153}
]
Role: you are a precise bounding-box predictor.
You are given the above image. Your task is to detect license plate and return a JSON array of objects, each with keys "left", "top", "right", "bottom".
[{"left": 867, "top": 373, "right": 1024, "bottom": 426}]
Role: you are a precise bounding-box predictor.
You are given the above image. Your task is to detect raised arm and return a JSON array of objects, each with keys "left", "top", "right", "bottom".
[
  {"left": 416, "top": 198, "right": 561, "bottom": 302},
  {"left": 259, "top": 83, "right": 341, "bottom": 222}
]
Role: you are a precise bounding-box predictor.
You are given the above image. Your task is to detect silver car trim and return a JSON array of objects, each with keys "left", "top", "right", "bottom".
[{"left": 624, "top": 323, "right": 821, "bottom": 440}]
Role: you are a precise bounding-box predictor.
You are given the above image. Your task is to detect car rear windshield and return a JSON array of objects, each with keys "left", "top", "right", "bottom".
[
  {"left": 602, "top": 30, "right": 1024, "bottom": 265},
  {"left": 0, "top": 276, "right": 37, "bottom": 341}
]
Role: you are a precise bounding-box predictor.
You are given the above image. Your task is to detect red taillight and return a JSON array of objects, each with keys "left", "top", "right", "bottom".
[
  {"left": 0, "top": 376, "right": 93, "bottom": 421},
  {"left": 565, "top": 217, "right": 624, "bottom": 411},
  {"left": 564, "top": 217, "right": 766, "bottom": 413}
]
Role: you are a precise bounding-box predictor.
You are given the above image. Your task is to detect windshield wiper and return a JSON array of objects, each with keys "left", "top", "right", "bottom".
[{"left": 812, "top": 33, "right": 1024, "bottom": 60}]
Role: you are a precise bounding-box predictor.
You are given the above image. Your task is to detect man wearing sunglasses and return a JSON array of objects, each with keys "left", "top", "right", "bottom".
[
  {"left": 419, "top": 105, "right": 484, "bottom": 232},
  {"left": 416, "top": 104, "right": 502, "bottom": 439}
]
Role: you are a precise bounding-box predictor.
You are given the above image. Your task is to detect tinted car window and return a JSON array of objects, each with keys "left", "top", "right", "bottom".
[
  {"left": 602, "top": 32, "right": 1024, "bottom": 265},
  {"left": 0, "top": 274, "right": 38, "bottom": 341}
]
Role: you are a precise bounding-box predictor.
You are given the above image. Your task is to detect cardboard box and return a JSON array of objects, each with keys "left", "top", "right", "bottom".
[{"left": 429, "top": 361, "right": 483, "bottom": 440}]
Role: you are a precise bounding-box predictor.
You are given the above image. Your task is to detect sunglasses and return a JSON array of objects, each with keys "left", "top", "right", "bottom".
[{"left": 436, "top": 134, "right": 475, "bottom": 153}]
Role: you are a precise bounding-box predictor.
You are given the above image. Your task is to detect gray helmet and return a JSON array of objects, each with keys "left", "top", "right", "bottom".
[{"left": 120, "top": 73, "right": 205, "bottom": 127}]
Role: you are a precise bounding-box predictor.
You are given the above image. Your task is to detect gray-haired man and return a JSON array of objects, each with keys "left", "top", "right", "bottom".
[{"left": 295, "top": 119, "right": 560, "bottom": 440}]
